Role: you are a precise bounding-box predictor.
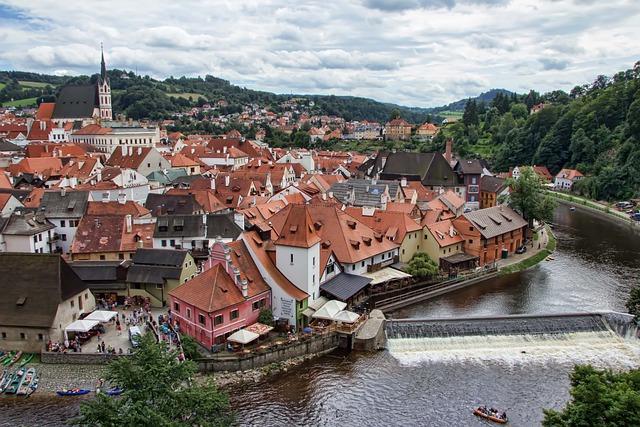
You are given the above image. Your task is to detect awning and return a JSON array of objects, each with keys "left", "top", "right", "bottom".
[
  {"left": 227, "top": 329, "right": 259, "bottom": 344},
  {"left": 302, "top": 307, "right": 316, "bottom": 318},
  {"left": 84, "top": 310, "right": 118, "bottom": 323},
  {"left": 245, "top": 322, "right": 273, "bottom": 336},
  {"left": 312, "top": 300, "right": 347, "bottom": 320},
  {"left": 65, "top": 319, "right": 100, "bottom": 333},
  {"left": 362, "top": 267, "right": 412, "bottom": 285},
  {"left": 334, "top": 310, "right": 360, "bottom": 323},
  {"left": 440, "top": 253, "right": 478, "bottom": 264},
  {"left": 320, "top": 273, "right": 372, "bottom": 301}
]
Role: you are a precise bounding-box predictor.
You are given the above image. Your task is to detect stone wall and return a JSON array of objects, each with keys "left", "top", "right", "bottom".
[
  {"left": 41, "top": 351, "right": 127, "bottom": 364},
  {"left": 197, "top": 333, "right": 339, "bottom": 372}
]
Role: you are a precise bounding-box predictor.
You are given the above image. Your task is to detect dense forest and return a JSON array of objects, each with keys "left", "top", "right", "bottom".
[{"left": 434, "top": 62, "right": 640, "bottom": 201}]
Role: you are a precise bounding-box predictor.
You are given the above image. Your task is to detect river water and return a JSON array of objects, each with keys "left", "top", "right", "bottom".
[{"left": 2, "top": 204, "right": 640, "bottom": 426}]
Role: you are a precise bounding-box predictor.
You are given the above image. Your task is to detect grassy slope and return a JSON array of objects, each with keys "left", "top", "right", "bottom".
[
  {"left": 2, "top": 97, "right": 37, "bottom": 107},
  {"left": 166, "top": 92, "right": 203, "bottom": 100},
  {"left": 18, "top": 80, "right": 49, "bottom": 88}
]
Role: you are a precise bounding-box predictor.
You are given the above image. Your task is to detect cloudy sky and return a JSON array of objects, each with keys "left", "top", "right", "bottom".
[{"left": 0, "top": 0, "right": 638, "bottom": 107}]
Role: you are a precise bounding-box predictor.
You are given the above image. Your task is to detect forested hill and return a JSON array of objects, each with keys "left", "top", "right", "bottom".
[
  {"left": 436, "top": 61, "right": 640, "bottom": 201},
  {"left": 0, "top": 70, "right": 430, "bottom": 123}
]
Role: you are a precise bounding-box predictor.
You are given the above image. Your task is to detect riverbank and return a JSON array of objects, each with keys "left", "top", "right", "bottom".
[
  {"left": 499, "top": 225, "right": 556, "bottom": 275},
  {"left": 547, "top": 191, "right": 639, "bottom": 227}
]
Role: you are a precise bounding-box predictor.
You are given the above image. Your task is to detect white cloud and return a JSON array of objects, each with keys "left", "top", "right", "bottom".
[{"left": 0, "top": 0, "right": 639, "bottom": 107}]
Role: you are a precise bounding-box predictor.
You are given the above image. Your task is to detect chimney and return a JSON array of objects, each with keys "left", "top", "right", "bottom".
[
  {"left": 121, "top": 145, "right": 127, "bottom": 156},
  {"left": 223, "top": 146, "right": 227, "bottom": 154},
  {"left": 224, "top": 175, "right": 230, "bottom": 187},
  {"left": 128, "top": 146, "right": 133, "bottom": 156},
  {"left": 61, "top": 187, "right": 66, "bottom": 197},
  {"left": 210, "top": 178, "right": 216, "bottom": 190},
  {"left": 137, "top": 147, "right": 142, "bottom": 155},
  {"left": 449, "top": 225, "right": 455, "bottom": 237},
  {"left": 445, "top": 139, "right": 453, "bottom": 164},
  {"left": 118, "top": 193, "right": 127, "bottom": 204},
  {"left": 125, "top": 214, "right": 132, "bottom": 233},
  {"left": 241, "top": 279, "right": 248, "bottom": 298},
  {"left": 401, "top": 177, "right": 407, "bottom": 187},
  {"left": 328, "top": 191, "right": 334, "bottom": 199},
  {"left": 97, "top": 170, "right": 102, "bottom": 182}
]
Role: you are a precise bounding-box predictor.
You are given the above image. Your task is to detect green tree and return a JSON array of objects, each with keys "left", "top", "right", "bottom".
[
  {"left": 406, "top": 252, "right": 439, "bottom": 278},
  {"left": 390, "top": 108, "right": 401, "bottom": 120},
  {"left": 180, "top": 335, "right": 201, "bottom": 360},
  {"left": 543, "top": 365, "right": 640, "bottom": 426},
  {"left": 258, "top": 308, "right": 274, "bottom": 326},
  {"left": 73, "top": 334, "right": 232, "bottom": 427},
  {"left": 506, "top": 166, "right": 556, "bottom": 228},
  {"left": 462, "top": 99, "right": 479, "bottom": 127}
]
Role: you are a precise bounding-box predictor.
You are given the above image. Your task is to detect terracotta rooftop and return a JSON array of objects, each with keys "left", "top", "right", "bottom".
[
  {"left": 169, "top": 264, "right": 244, "bottom": 313},
  {"left": 426, "top": 219, "right": 464, "bottom": 248}
]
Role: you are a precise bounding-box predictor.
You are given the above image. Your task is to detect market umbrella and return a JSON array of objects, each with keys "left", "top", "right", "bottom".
[
  {"left": 312, "top": 300, "right": 347, "bottom": 320},
  {"left": 227, "top": 329, "right": 260, "bottom": 345},
  {"left": 64, "top": 319, "right": 100, "bottom": 340},
  {"left": 84, "top": 310, "right": 118, "bottom": 323},
  {"left": 334, "top": 310, "right": 360, "bottom": 324}
]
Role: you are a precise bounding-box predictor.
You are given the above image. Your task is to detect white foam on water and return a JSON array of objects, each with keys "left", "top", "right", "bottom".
[{"left": 387, "top": 331, "right": 640, "bottom": 368}]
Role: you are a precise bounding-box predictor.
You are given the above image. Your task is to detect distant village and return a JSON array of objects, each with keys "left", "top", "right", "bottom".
[{"left": 0, "top": 52, "right": 585, "bottom": 355}]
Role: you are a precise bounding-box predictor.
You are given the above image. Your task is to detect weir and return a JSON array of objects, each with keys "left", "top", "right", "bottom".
[
  {"left": 385, "top": 312, "right": 640, "bottom": 365},
  {"left": 385, "top": 311, "right": 637, "bottom": 339}
]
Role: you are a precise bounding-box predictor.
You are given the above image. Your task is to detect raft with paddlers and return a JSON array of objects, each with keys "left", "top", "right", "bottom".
[
  {"left": 473, "top": 406, "right": 508, "bottom": 424},
  {"left": 57, "top": 388, "right": 91, "bottom": 396}
]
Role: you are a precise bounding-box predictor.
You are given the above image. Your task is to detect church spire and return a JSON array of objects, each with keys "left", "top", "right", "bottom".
[{"left": 100, "top": 42, "right": 107, "bottom": 82}]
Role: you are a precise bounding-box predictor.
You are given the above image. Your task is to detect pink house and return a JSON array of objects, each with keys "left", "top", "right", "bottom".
[{"left": 169, "top": 240, "right": 271, "bottom": 349}]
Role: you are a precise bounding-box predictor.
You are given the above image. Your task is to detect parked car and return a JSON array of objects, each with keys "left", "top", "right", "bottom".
[
  {"left": 515, "top": 245, "right": 527, "bottom": 254},
  {"left": 631, "top": 213, "right": 640, "bottom": 222},
  {"left": 129, "top": 326, "right": 142, "bottom": 347}
]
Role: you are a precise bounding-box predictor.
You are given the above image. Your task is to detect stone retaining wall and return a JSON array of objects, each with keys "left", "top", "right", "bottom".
[
  {"left": 196, "top": 333, "right": 339, "bottom": 372},
  {"left": 41, "top": 351, "right": 127, "bottom": 364}
]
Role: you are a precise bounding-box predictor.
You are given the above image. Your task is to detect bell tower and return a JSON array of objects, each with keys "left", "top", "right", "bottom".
[{"left": 98, "top": 43, "right": 112, "bottom": 121}]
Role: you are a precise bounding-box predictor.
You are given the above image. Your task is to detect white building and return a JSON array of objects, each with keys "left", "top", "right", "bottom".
[
  {"left": 1, "top": 211, "right": 55, "bottom": 253},
  {"left": 70, "top": 124, "right": 160, "bottom": 153}
]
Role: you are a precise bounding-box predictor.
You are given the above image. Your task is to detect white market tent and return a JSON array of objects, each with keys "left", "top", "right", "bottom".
[
  {"left": 312, "top": 300, "right": 347, "bottom": 320},
  {"left": 64, "top": 319, "right": 100, "bottom": 340},
  {"left": 227, "top": 329, "right": 260, "bottom": 345},
  {"left": 84, "top": 310, "right": 118, "bottom": 323},
  {"left": 334, "top": 310, "right": 360, "bottom": 324}
]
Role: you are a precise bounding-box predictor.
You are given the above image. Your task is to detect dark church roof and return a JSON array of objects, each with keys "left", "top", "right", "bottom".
[
  {"left": 380, "top": 152, "right": 460, "bottom": 187},
  {"left": 52, "top": 84, "right": 98, "bottom": 119}
]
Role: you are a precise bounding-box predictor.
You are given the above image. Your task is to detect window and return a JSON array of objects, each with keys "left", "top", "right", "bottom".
[
  {"left": 174, "top": 302, "right": 180, "bottom": 312},
  {"left": 198, "top": 314, "right": 206, "bottom": 326},
  {"left": 170, "top": 239, "right": 175, "bottom": 247},
  {"left": 1, "top": 332, "right": 6, "bottom": 339},
  {"left": 85, "top": 293, "right": 88, "bottom": 300},
  {"left": 214, "top": 314, "right": 223, "bottom": 326},
  {"left": 361, "top": 261, "right": 365, "bottom": 267},
  {"left": 290, "top": 253, "right": 294, "bottom": 264},
  {"left": 326, "top": 263, "right": 335, "bottom": 274},
  {"left": 312, "top": 274, "right": 315, "bottom": 284},
  {"left": 147, "top": 163, "right": 151, "bottom": 168},
  {"left": 61, "top": 234, "right": 67, "bottom": 241},
  {"left": 70, "top": 300, "right": 74, "bottom": 308},
  {"left": 60, "top": 220, "right": 66, "bottom": 227},
  {"left": 352, "top": 264, "right": 355, "bottom": 271},
  {"left": 38, "top": 333, "right": 44, "bottom": 341},
  {"left": 156, "top": 284, "right": 163, "bottom": 289},
  {"left": 471, "top": 176, "right": 477, "bottom": 185},
  {"left": 20, "top": 333, "right": 26, "bottom": 340},
  {"left": 468, "top": 239, "right": 473, "bottom": 244},
  {"left": 38, "top": 234, "right": 42, "bottom": 242},
  {"left": 252, "top": 299, "right": 265, "bottom": 311},
  {"left": 161, "top": 240, "right": 167, "bottom": 247},
  {"left": 33, "top": 235, "right": 38, "bottom": 244},
  {"left": 119, "top": 253, "right": 125, "bottom": 260},
  {"left": 100, "top": 255, "right": 106, "bottom": 260},
  {"left": 186, "top": 308, "right": 191, "bottom": 319},
  {"left": 312, "top": 256, "right": 315, "bottom": 266},
  {"left": 231, "top": 309, "right": 239, "bottom": 320}
]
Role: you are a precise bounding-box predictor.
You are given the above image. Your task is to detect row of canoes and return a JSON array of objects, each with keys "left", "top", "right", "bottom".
[
  {"left": 0, "top": 367, "right": 39, "bottom": 397},
  {"left": 0, "top": 351, "right": 34, "bottom": 368}
]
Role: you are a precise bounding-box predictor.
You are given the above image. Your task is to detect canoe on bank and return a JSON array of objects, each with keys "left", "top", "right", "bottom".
[{"left": 473, "top": 409, "right": 508, "bottom": 424}]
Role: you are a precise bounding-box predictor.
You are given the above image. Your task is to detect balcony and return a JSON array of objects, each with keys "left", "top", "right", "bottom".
[{"left": 367, "top": 256, "right": 398, "bottom": 273}]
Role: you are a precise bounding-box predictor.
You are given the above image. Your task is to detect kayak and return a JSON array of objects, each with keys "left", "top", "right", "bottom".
[
  {"left": 6, "top": 351, "right": 23, "bottom": 367},
  {"left": 473, "top": 409, "right": 508, "bottom": 424},
  {"left": 0, "top": 370, "right": 10, "bottom": 392},
  {"left": 16, "top": 368, "right": 36, "bottom": 396},
  {"left": 1, "top": 351, "right": 15, "bottom": 366},
  {"left": 18, "top": 353, "right": 34, "bottom": 367},
  {"left": 57, "top": 388, "right": 91, "bottom": 396},
  {"left": 26, "top": 375, "right": 39, "bottom": 397},
  {"left": 106, "top": 387, "right": 123, "bottom": 396}
]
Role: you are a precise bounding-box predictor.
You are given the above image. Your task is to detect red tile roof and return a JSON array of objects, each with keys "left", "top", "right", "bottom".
[
  {"left": 106, "top": 147, "right": 153, "bottom": 169},
  {"left": 169, "top": 264, "right": 244, "bottom": 313},
  {"left": 344, "top": 207, "right": 421, "bottom": 244},
  {"left": 85, "top": 201, "right": 150, "bottom": 217},
  {"left": 426, "top": 219, "right": 464, "bottom": 248},
  {"left": 35, "top": 103, "right": 55, "bottom": 120},
  {"left": 273, "top": 204, "right": 322, "bottom": 248},
  {"left": 72, "top": 215, "right": 154, "bottom": 254}
]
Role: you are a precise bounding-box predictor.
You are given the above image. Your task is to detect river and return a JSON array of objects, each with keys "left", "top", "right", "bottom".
[{"left": 2, "top": 204, "right": 640, "bottom": 426}]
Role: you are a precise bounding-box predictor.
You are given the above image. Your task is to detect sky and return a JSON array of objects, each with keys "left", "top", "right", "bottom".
[{"left": 0, "top": 0, "right": 639, "bottom": 108}]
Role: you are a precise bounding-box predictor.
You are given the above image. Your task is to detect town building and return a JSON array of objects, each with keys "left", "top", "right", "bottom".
[
  {"left": 384, "top": 118, "right": 412, "bottom": 141},
  {"left": 0, "top": 253, "right": 95, "bottom": 351},
  {"left": 70, "top": 123, "right": 160, "bottom": 153},
  {"left": 480, "top": 176, "right": 509, "bottom": 209},
  {"left": 554, "top": 168, "right": 584, "bottom": 191},
  {"left": 39, "top": 189, "right": 90, "bottom": 254},
  {"left": 1, "top": 211, "right": 55, "bottom": 253},
  {"left": 126, "top": 248, "right": 197, "bottom": 307},
  {"left": 453, "top": 206, "right": 528, "bottom": 266}
]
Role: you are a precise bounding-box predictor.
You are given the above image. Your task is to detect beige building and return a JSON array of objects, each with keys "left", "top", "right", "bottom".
[
  {"left": 421, "top": 219, "right": 464, "bottom": 264},
  {"left": 0, "top": 253, "right": 96, "bottom": 351}
]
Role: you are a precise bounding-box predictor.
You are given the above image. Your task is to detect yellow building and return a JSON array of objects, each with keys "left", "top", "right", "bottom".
[{"left": 421, "top": 219, "right": 464, "bottom": 264}]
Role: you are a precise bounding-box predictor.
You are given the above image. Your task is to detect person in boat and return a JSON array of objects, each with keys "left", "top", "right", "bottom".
[{"left": 501, "top": 411, "right": 507, "bottom": 420}]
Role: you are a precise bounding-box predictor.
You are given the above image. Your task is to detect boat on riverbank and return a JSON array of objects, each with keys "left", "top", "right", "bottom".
[
  {"left": 0, "top": 370, "right": 10, "bottom": 392},
  {"left": 18, "top": 353, "right": 34, "bottom": 367},
  {"left": 26, "top": 374, "right": 39, "bottom": 397},
  {"left": 1, "top": 351, "right": 15, "bottom": 365},
  {"left": 5, "top": 351, "right": 23, "bottom": 367},
  {"left": 16, "top": 368, "right": 36, "bottom": 396},
  {"left": 4, "top": 368, "right": 25, "bottom": 394},
  {"left": 56, "top": 388, "right": 91, "bottom": 396}
]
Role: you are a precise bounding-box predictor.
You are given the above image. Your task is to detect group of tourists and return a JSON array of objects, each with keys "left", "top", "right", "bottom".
[
  {"left": 477, "top": 406, "right": 508, "bottom": 421},
  {"left": 47, "top": 339, "right": 81, "bottom": 353}
]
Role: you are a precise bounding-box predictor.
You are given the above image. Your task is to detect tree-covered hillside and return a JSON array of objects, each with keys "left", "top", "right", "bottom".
[
  {"left": 436, "top": 62, "right": 640, "bottom": 201},
  {"left": 0, "top": 69, "right": 430, "bottom": 123}
]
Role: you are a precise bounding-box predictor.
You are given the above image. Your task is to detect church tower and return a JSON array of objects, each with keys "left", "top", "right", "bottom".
[{"left": 98, "top": 44, "right": 112, "bottom": 121}]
